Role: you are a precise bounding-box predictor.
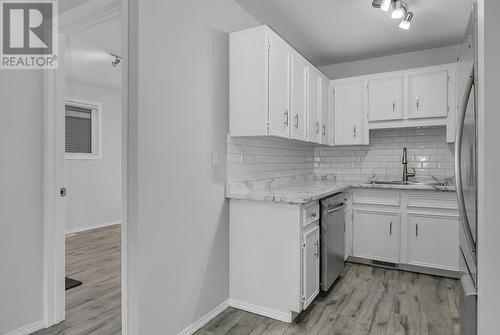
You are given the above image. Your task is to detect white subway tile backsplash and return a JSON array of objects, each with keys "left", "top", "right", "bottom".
[{"left": 227, "top": 127, "right": 454, "bottom": 183}]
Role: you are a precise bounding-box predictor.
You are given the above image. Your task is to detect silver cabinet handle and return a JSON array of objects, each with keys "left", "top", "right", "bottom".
[
  {"left": 390, "top": 221, "right": 392, "bottom": 235},
  {"left": 392, "top": 100, "right": 396, "bottom": 113},
  {"left": 322, "top": 124, "right": 326, "bottom": 136},
  {"left": 284, "top": 109, "right": 289, "bottom": 127},
  {"left": 416, "top": 223, "right": 419, "bottom": 237},
  {"left": 353, "top": 125, "right": 357, "bottom": 138},
  {"left": 316, "top": 121, "right": 320, "bottom": 134},
  {"left": 314, "top": 241, "right": 319, "bottom": 258},
  {"left": 294, "top": 114, "right": 299, "bottom": 129},
  {"left": 416, "top": 97, "right": 420, "bottom": 111}
]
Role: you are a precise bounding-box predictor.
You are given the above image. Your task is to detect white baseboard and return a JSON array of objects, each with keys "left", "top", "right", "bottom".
[
  {"left": 177, "top": 300, "right": 229, "bottom": 335},
  {"left": 228, "top": 299, "right": 292, "bottom": 323},
  {"left": 65, "top": 220, "right": 121, "bottom": 235},
  {"left": 3, "top": 320, "right": 44, "bottom": 335}
]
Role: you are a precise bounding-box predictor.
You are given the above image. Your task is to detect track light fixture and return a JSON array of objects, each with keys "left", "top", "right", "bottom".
[
  {"left": 380, "top": 0, "right": 392, "bottom": 11},
  {"left": 371, "top": 0, "right": 415, "bottom": 30},
  {"left": 399, "top": 12, "right": 414, "bottom": 30},
  {"left": 110, "top": 53, "right": 122, "bottom": 67},
  {"left": 391, "top": 1, "right": 405, "bottom": 19}
]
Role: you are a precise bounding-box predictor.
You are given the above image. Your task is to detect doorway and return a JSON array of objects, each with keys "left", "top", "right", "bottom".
[{"left": 39, "top": 1, "right": 126, "bottom": 334}]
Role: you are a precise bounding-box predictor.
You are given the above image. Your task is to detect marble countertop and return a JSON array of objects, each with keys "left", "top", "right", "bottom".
[{"left": 226, "top": 177, "right": 455, "bottom": 204}]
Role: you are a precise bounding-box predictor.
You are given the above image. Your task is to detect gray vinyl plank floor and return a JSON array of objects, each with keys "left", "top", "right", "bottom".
[
  {"left": 196, "top": 263, "right": 459, "bottom": 335},
  {"left": 33, "top": 224, "right": 121, "bottom": 335}
]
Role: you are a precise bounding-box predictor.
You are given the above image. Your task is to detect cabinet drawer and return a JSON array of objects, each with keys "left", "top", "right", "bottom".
[
  {"left": 352, "top": 189, "right": 401, "bottom": 207},
  {"left": 303, "top": 202, "right": 319, "bottom": 226},
  {"left": 406, "top": 191, "right": 458, "bottom": 210}
]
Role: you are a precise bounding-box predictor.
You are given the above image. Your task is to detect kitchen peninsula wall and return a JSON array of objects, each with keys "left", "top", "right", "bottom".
[{"left": 227, "top": 127, "right": 455, "bottom": 184}]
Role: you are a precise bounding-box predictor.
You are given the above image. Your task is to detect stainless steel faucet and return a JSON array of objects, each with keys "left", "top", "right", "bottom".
[{"left": 402, "top": 147, "right": 416, "bottom": 182}]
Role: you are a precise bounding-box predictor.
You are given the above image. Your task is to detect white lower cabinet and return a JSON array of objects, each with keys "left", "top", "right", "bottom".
[
  {"left": 407, "top": 213, "right": 459, "bottom": 271},
  {"left": 349, "top": 189, "right": 459, "bottom": 274},
  {"left": 302, "top": 225, "right": 320, "bottom": 309},
  {"left": 352, "top": 209, "right": 400, "bottom": 263},
  {"left": 229, "top": 199, "right": 321, "bottom": 323}
]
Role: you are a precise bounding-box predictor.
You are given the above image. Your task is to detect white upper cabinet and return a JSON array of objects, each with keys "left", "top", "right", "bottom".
[
  {"left": 229, "top": 25, "right": 333, "bottom": 146},
  {"left": 334, "top": 80, "right": 367, "bottom": 145},
  {"left": 290, "top": 52, "right": 308, "bottom": 141},
  {"left": 320, "top": 78, "right": 330, "bottom": 145},
  {"left": 408, "top": 69, "right": 449, "bottom": 119},
  {"left": 307, "top": 68, "right": 321, "bottom": 143},
  {"left": 268, "top": 33, "right": 291, "bottom": 138},
  {"left": 332, "top": 64, "right": 456, "bottom": 143},
  {"left": 368, "top": 76, "right": 404, "bottom": 121}
]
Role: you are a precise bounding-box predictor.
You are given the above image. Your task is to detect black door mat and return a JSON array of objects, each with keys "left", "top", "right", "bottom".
[{"left": 65, "top": 277, "right": 82, "bottom": 290}]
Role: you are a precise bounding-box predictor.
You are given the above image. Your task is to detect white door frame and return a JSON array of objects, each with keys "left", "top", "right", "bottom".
[{"left": 42, "top": 0, "right": 128, "bottom": 331}]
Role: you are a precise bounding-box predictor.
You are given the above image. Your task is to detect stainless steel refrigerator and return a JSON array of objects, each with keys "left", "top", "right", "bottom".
[{"left": 455, "top": 6, "right": 478, "bottom": 335}]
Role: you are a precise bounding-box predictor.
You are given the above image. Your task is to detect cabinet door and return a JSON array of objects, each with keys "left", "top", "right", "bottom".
[
  {"left": 290, "top": 53, "right": 307, "bottom": 141},
  {"left": 302, "top": 225, "right": 320, "bottom": 309},
  {"left": 268, "top": 34, "right": 290, "bottom": 138},
  {"left": 353, "top": 209, "right": 400, "bottom": 263},
  {"left": 307, "top": 69, "right": 321, "bottom": 143},
  {"left": 408, "top": 70, "right": 449, "bottom": 119},
  {"left": 407, "top": 213, "right": 459, "bottom": 271},
  {"left": 368, "top": 76, "right": 403, "bottom": 121},
  {"left": 320, "top": 78, "right": 330, "bottom": 145},
  {"left": 334, "top": 81, "right": 365, "bottom": 145}
]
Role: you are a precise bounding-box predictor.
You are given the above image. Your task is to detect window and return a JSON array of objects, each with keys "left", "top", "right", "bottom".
[{"left": 65, "top": 98, "right": 102, "bottom": 159}]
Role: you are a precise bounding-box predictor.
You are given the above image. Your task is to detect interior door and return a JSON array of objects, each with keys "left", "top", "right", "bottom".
[
  {"left": 352, "top": 209, "right": 400, "bottom": 263},
  {"left": 302, "top": 226, "right": 320, "bottom": 309},
  {"left": 368, "top": 76, "right": 403, "bottom": 121},
  {"left": 334, "top": 80, "right": 365, "bottom": 145},
  {"left": 408, "top": 70, "right": 449, "bottom": 119},
  {"left": 290, "top": 53, "right": 307, "bottom": 141},
  {"left": 268, "top": 34, "right": 290, "bottom": 138},
  {"left": 307, "top": 69, "right": 320, "bottom": 143}
]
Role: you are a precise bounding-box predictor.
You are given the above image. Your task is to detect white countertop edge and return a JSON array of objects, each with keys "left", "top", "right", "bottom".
[{"left": 226, "top": 182, "right": 456, "bottom": 204}]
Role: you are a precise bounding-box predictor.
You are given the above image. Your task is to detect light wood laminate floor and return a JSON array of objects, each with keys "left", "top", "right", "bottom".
[
  {"left": 33, "top": 224, "right": 121, "bottom": 335},
  {"left": 196, "top": 263, "right": 459, "bottom": 335}
]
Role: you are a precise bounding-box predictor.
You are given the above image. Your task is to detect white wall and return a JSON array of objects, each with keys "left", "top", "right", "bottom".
[
  {"left": 0, "top": 73, "right": 44, "bottom": 333},
  {"left": 128, "top": 0, "right": 259, "bottom": 334},
  {"left": 65, "top": 80, "right": 122, "bottom": 233},
  {"left": 319, "top": 45, "right": 461, "bottom": 79},
  {"left": 477, "top": 1, "right": 500, "bottom": 334}
]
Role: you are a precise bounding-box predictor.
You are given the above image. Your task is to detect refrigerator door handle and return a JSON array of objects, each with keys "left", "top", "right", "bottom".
[{"left": 455, "top": 66, "right": 477, "bottom": 262}]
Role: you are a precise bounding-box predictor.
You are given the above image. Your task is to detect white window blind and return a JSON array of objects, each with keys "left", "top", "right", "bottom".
[{"left": 65, "top": 104, "right": 92, "bottom": 154}]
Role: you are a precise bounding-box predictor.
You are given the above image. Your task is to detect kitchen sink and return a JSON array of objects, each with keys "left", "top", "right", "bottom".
[
  {"left": 369, "top": 180, "right": 445, "bottom": 186},
  {"left": 370, "top": 180, "right": 407, "bottom": 185}
]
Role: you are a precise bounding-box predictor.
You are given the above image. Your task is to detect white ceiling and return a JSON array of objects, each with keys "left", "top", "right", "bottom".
[
  {"left": 65, "top": 16, "right": 122, "bottom": 90},
  {"left": 236, "top": 0, "right": 474, "bottom": 66}
]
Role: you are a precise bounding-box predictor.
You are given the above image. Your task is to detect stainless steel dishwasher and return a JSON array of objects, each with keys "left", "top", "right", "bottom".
[{"left": 320, "top": 192, "right": 346, "bottom": 291}]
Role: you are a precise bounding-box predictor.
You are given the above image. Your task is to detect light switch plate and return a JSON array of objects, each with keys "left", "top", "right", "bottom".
[{"left": 211, "top": 151, "right": 218, "bottom": 167}]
